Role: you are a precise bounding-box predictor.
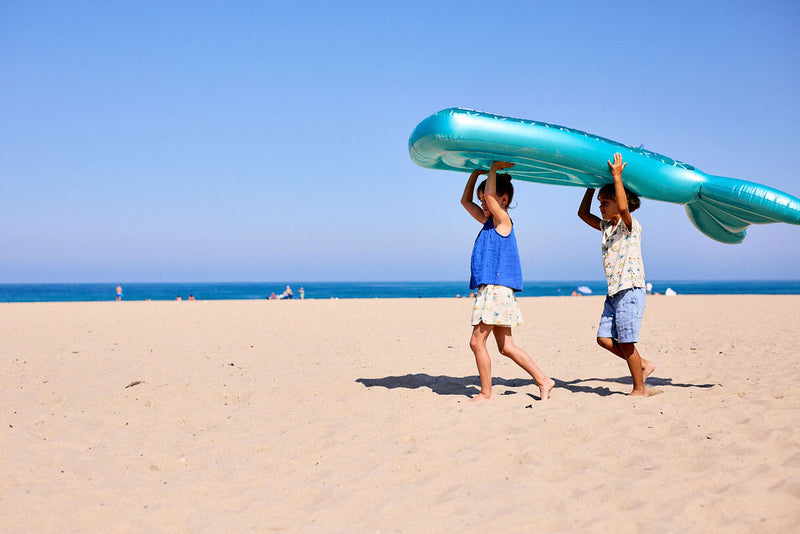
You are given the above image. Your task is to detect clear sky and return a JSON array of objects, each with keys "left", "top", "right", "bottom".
[{"left": 2, "top": 0, "right": 799, "bottom": 283}]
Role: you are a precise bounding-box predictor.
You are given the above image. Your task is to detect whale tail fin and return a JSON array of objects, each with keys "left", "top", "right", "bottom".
[{"left": 685, "top": 175, "right": 800, "bottom": 244}]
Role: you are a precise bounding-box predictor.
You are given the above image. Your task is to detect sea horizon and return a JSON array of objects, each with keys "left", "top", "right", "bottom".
[{"left": 1, "top": 280, "right": 799, "bottom": 303}]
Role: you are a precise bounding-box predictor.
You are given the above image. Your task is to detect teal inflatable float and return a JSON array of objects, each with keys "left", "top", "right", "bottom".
[{"left": 409, "top": 108, "right": 800, "bottom": 243}]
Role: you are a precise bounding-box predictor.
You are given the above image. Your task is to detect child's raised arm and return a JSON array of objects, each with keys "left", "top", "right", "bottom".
[
  {"left": 608, "top": 153, "right": 632, "bottom": 229},
  {"left": 461, "top": 169, "right": 488, "bottom": 223},
  {"left": 484, "top": 161, "right": 514, "bottom": 234},
  {"left": 578, "top": 188, "right": 602, "bottom": 230}
]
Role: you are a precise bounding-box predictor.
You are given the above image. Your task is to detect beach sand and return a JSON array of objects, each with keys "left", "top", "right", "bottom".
[{"left": 2, "top": 295, "right": 799, "bottom": 533}]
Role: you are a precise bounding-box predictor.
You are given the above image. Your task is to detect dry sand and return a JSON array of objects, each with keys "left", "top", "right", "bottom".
[{"left": 1, "top": 295, "right": 799, "bottom": 533}]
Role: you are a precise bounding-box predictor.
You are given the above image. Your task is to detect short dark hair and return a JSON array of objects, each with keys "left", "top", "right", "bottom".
[{"left": 598, "top": 183, "right": 641, "bottom": 212}]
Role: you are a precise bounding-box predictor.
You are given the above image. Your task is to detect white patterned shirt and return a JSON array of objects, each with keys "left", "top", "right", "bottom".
[{"left": 600, "top": 216, "right": 646, "bottom": 296}]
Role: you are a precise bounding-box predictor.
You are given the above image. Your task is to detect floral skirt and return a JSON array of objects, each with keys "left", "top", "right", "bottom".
[{"left": 471, "top": 284, "right": 523, "bottom": 328}]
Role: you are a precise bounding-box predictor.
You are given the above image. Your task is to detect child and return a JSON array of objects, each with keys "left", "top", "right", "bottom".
[
  {"left": 460, "top": 161, "right": 555, "bottom": 403},
  {"left": 577, "top": 153, "right": 656, "bottom": 396}
]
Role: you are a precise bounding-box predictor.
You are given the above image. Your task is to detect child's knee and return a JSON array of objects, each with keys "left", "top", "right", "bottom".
[
  {"left": 597, "top": 337, "right": 613, "bottom": 349},
  {"left": 617, "top": 342, "right": 636, "bottom": 357},
  {"left": 497, "top": 341, "right": 516, "bottom": 358},
  {"left": 469, "top": 333, "right": 485, "bottom": 352}
]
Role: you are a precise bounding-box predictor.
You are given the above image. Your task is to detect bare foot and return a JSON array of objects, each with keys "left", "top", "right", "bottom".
[
  {"left": 469, "top": 392, "right": 495, "bottom": 403},
  {"left": 538, "top": 378, "right": 556, "bottom": 400},
  {"left": 629, "top": 387, "right": 663, "bottom": 397},
  {"left": 642, "top": 361, "right": 656, "bottom": 381}
]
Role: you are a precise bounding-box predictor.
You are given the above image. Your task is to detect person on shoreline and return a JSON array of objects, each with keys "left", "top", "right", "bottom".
[
  {"left": 578, "top": 153, "right": 656, "bottom": 396},
  {"left": 461, "top": 161, "right": 555, "bottom": 403},
  {"left": 279, "top": 285, "right": 294, "bottom": 299},
  {"left": 116, "top": 285, "right": 123, "bottom": 301}
]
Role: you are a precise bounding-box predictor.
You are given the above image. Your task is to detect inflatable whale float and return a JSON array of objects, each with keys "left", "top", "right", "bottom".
[{"left": 409, "top": 108, "right": 800, "bottom": 243}]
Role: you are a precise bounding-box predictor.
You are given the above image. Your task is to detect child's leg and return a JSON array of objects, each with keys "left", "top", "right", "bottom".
[
  {"left": 469, "top": 322, "right": 495, "bottom": 402},
  {"left": 493, "top": 326, "right": 555, "bottom": 400},
  {"left": 596, "top": 337, "right": 656, "bottom": 378},
  {"left": 618, "top": 342, "right": 646, "bottom": 396}
]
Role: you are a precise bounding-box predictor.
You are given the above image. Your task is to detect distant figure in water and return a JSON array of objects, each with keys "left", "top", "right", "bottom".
[
  {"left": 116, "top": 285, "right": 123, "bottom": 301},
  {"left": 279, "top": 286, "right": 294, "bottom": 299}
]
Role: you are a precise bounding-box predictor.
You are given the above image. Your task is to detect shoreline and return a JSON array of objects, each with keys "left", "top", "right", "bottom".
[
  {"left": 3, "top": 292, "right": 800, "bottom": 305},
  {"left": 2, "top": 280, "right": 800, "bottom": 304},
  {"left": 2, "top": 291, "right": 800, "bottom": 305}
]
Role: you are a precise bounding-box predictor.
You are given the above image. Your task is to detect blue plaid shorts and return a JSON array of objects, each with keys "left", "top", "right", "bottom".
[{"left": 597, "top": 287, "right": 646, "bottom": 343}]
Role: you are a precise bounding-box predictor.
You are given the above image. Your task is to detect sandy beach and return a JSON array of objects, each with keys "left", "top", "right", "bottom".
[{"left": 2, "top": 295, "right": 799, "bottom": 533}]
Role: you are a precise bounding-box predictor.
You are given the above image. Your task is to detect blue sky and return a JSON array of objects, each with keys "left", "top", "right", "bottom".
[{"left": 1, "top": 0, "right": 799, "bottom": 283}]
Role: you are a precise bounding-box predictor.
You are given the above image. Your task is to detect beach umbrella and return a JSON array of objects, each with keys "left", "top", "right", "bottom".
[{"left": 577, "top": 286, "right": 592, "bottom": 295}]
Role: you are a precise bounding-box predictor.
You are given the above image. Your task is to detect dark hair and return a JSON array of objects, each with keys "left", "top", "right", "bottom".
[
  {"left": 598, "top": 183, "right": 641, "bottom": 212},
  {"left": 477, "top": 173, "right": 514, "bottom": 204}
]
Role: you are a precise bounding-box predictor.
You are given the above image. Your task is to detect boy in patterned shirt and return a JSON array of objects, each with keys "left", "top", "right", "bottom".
[{"left": 578, "top": 153, "right": 655, "bottom": 396}]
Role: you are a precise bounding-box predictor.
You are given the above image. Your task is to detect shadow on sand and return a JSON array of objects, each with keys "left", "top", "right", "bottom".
[
  {"left": 556, "top": 376, "right": 717, "bottom": 397},
  {"left": 356, "top": 374, "right": 716, "bottom": 398},
  {"left": 356, "top": 374, "right": 524, "bottom": 398}
]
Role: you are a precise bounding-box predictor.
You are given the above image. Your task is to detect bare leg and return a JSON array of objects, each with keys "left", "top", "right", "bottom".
[
  {"left": 493, "top": 326, "right": 555, "bottom": 400},
  {"left": 469, "top": 323, "right": 495, "bottom": 402},
  {"left": 597, "top": 337, "right": 655, "bottom": 380},
  {"left": 617, "top": 342, "right": 646, "bottom": 396}
]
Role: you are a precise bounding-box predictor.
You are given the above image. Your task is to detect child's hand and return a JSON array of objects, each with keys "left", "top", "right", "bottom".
[
  {"left": 607, "top": 153, "right": 626, "bottom": 179},
  {"left": 492, "top": 161, "right": 515, "bottom": 171}
]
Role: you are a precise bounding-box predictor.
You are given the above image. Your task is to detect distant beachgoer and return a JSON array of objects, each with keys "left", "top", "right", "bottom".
[
  {"left": 176, "top": 295, "right": 182, "bottom": 301},
  {"left": 646, "top": 282, "right": 653, "bottom": 295},
  {"left": 578, "top": 153, "right": 655, "bottom": 396},
  {"left": 268, "top": 292, "right": 277, "bottom": 300},
  {"left": 299, "top": 287, "right": 305, "bottom": 300},
  {"left": 188, "top": 294, "right": 195, "bottom": 301},
  {"left": 279, "top": 285, "right": 293, "bottom": 299},
  {"left": 116, "top": 285, "right": 123, "bottom": 301},
  {"left": 461, "top": 161, "right": 554, "bottom": 403}
]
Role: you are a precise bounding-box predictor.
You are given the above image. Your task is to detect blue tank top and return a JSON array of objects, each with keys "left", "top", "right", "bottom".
[{"left": 469, "top": 218, "right": 523, "bottom": 291}]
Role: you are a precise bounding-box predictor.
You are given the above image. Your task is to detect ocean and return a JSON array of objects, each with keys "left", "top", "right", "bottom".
[{"left": 0, "top": 280, "right": 799, "bottom": 303}]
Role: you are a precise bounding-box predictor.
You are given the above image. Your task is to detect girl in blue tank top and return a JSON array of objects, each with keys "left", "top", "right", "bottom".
[{"left": 460, "top": 161, "right": 555, "bottom": 403}]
